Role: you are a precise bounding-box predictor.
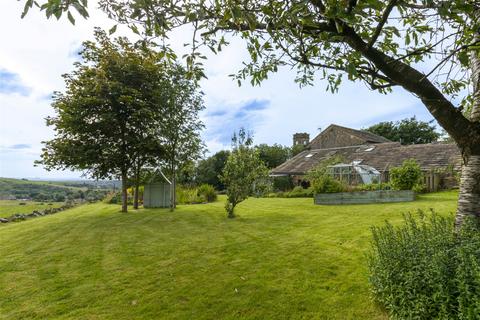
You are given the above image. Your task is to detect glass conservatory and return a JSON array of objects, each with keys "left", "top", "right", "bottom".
[{"left": 327, "top": 162, "right": 381, "bottom": 185}]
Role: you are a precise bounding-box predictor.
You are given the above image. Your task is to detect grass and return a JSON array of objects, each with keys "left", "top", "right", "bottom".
[
  {"left": 0, "top": 191, "right": 458, "bottom": 319},
  {"left": 0, "top": 200, "right": 65, "bottom": 218}
]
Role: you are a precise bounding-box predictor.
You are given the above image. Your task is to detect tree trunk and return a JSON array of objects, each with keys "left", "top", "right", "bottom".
[
  {"left": 227, "top": 203, "right": 235, "bottom": 218},
  {"left": 133, "top": 164, "right": 140, "bottom": 210},
  {"left": 170, "top": 161, "right": 176, "bottom": 212},
  {"left": 470, "top": 10, "right": 480, "bottom": 122},
  {"left": 343, "top": 23, "right": 480, "bottom": 228},
  {"left": 121, "top": 171, "right": 128, "bottom": 213},
  {"left": 171, "top": 170, "right": 177, "bottom": 211},
  {"left": 455, "top": 154, "right": 480, "bottom": 227},
  {"left": 133, "top": 183, "right": 139, "bottom": 209},
  {"left": 456, "top": 11, "right": 480, "bottom": 228}
]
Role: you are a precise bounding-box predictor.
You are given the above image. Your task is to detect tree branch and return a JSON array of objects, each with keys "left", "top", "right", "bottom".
[
  {"left": 422, "top": 40, "right": 480, "bottom": 80},
  {"left": 367, "top": 0, "right": 398, "bottom": 50},
  {"left": 341, "top": 23, "right": 477, "bottom": 148}
]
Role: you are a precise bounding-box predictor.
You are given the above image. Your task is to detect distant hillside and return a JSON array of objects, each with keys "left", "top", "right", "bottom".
[{"left": 0, "top": 178, "right": 113, "bottom": 202}]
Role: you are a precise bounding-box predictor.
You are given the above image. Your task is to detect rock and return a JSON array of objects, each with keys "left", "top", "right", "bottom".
[{"left": 0, "top": 218, "right": 8, "bottom": 223}]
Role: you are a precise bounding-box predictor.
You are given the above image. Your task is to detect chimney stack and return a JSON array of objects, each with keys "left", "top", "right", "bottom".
[{"left": 293, "top": 133, "right": 310, "bottom": 147}]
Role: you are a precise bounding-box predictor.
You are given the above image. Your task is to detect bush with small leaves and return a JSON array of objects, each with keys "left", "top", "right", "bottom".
[
  {"left": 369, "top": 211, "right": 480, "bottom": 319},
  {"left": 389, "top": 159, "right": 423, "bottom": 191},
  {"left": 311, "top": 175, "right": 346, "bottom": 194}
]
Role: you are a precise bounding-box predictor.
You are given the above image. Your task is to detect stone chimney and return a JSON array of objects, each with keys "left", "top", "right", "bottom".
[{"left": 293, "top": 133, "right": 310, "bottom": 147}]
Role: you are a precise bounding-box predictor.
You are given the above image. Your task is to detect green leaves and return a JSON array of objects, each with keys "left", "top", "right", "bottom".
[
  {"left": 108, "top": 24, "right": 117, "bottom": 35},
  {"left": 21, "top": 0, "right": 35, "bottom": 19},
  {"left": 67, "top": 11, "right": 75, "bottom": 24},
  {"left": 19, "top": 0, "right": 89, "bottom": 22},
  {"left": 221, "top": 128, "right": 268, "bottom": 217}
]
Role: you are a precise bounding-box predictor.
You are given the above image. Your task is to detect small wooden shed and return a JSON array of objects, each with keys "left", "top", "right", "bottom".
[{"left": 143, "top": 171, "right": 172, "bottom": 208}]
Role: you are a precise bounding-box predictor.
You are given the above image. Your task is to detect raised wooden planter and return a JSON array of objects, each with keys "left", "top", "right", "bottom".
[{"left": 314, "top": 190, "right": 415, "bottom": 205}]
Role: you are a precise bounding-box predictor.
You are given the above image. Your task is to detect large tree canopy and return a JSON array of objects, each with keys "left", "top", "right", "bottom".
[
  {"left": 20, "top": 1, "right": 480, "bottom": 225},
  {"left": 37, "top": 29, "right": 171, "bottom": 212},
  {"left": 256, "top": 143, "right": 291, "bottom": 169},
  {"left": 366, "top": 116, "right": 440, "bottom": 145}
]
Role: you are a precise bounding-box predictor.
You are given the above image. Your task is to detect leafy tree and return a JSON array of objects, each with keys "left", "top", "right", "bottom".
[
  {"left": 37, "top": 30, "right": 166, "bottom": 212},
  {"left": 365, "top": 121, "right": 398, "bottom": 142},
  {"left": 291, "top": 144, "right": 307, "bottom": 157},
  {"left": 195, "top": 150, "right": 230, "bottom": 190},
  {"left": 18, "top": 1, "right": 480, "bottom": 226},
  {"left": 176, "top": 161, "right": 197, "bottom": 187},
  {"left": 159, "top": 65, "right": 205, "bottom": 210},
  {"left": 366, "top": 117, "right": 440, "bottom": 144},
  {"left": 221, "top": 129, "right": 268, "bottom": 218},
  {"left": 256, "top": 143, "right": 290, "bottom": 169}
]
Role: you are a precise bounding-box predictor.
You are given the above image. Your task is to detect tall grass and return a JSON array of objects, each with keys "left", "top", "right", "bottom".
[{"left": 176, "top": 184, "right": 217, "bottom": 204}]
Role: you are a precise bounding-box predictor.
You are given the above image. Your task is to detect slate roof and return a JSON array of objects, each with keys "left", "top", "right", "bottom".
[
  {"left": 308, "top": 124, "right": 391, "bottom": 149},
  {"left": 271, "top": 142, "right": 462, "bottom": 175}
]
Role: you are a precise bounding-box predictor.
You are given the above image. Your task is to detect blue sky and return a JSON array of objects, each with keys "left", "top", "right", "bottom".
[
  {"left": 0, "top": 2, "right": 444, "bottom": 179},
  {"left": 0, "top": 69, "right": 31, "bottom": 96}
]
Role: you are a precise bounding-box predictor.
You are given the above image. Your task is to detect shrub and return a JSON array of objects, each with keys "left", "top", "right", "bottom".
[
  {"left": 354, "top": 182, "right": 391, "bottom": 192},
  {"left": 176, "top": 186, "right": 202, "bottom": 204},
  {"left": 286, "top": 186, "right": 314, "bottom": 198},
  {"left": 311, "top": 175, "right": 346, "bottom": 194},
  {"left": 272, "top": 176, "right": 294, "bottom": 192},
  {"left": 197, "top": 184, "right": 217, "bottom": 202},
  {"left": 107, "top": 192, "right": 133, "bottom": 205},
  {"left": 389, "top": 159, "right": 423, "bottom": 190},
  {"left": 368, "top": 211, "right": 480, "bottom": 319}
]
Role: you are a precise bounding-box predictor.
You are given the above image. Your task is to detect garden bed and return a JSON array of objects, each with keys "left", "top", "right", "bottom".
[{"left": 314, "top": 190, "right": 415, "bottom": 205}]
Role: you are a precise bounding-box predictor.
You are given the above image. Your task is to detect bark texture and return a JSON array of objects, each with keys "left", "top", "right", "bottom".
[
  {"left": 342, "top": 22, "right": 480, "bottom": 227},
  {"left": 133, "top": 184, "right": 139, "bottom": 209},
  {"left": 455, "top": 10, "right": 480, "bottom": 227},
  {"left": 456, "top": 154, "right": 480, "bottom": 226},
  {"left": 121, "top": 172, "right": 128, "bottom": 213},
  {"left": 170, "top": 163, "right": 176, "bottom": 212},
  {"left": 471, "top": 15, "right": 480, "bottom": 123}
]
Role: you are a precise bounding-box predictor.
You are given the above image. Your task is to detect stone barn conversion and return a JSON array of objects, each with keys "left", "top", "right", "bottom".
[{"left": 272, "top": 124, "right": 462, "bottom": 191}]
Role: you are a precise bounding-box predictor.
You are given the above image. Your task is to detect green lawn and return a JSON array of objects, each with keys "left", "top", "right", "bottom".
[
  {"left": 0, "top": 191, "right": 458, "bottom": 319},
  {"left": 0, "top": 200, "right": 65, "bottom": 218}
]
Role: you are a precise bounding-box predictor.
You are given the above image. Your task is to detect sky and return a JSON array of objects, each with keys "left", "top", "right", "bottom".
[{"left": 0, "top": 1, "right": 438, "bottom": 179}]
